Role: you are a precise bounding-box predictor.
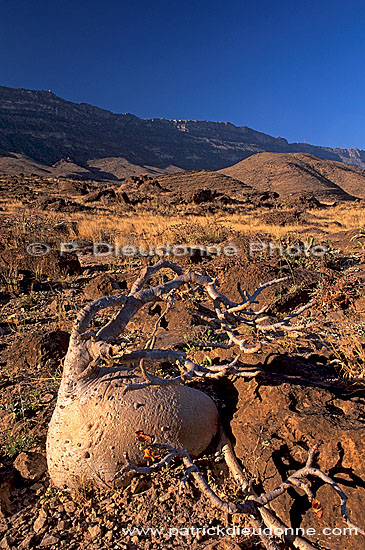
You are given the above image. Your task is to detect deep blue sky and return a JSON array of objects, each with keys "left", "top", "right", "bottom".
[{"left": 1, "top": 0, "right": 365, "bottom": 149}]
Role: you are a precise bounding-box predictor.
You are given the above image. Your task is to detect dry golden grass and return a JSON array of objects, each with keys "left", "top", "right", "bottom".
[
  {"left": 76, "top": 213, "right": 176, "bottom": 246},
  {"left": 0, "top": 199, "right": 26, "bottom": 214},
  {"left": 215, "top": 214, "right": 304, "bottom": 238},
  {"left": 75, "top": 213, "right": 229, "bottom": 247},
  {"left": 73, "top": 211, "right": 306, "bottom": 244},
  {"left": 308, "top": 203, "right": 365, "bottom": 231},
  {"left": 2, "top": 202, "right": 364, "bottom": 252},
  {"left": 73, "top": 203, "right": 365, "bottom": 245},
  {"left": 326, "top": 326, "right": 365, "bottom": 379}
]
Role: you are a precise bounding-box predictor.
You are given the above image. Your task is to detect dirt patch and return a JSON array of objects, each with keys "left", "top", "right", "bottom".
[
  {"left": 260, "top": 209, "right": 307, "bottom": 226},
  {"left": 83, "top": 274, "right": 122, "bottom": 301},
  {"left": 231, "top": 368, "right": 365, "bottom": 550},
  {"left": 7, "top": 329, "right": 69, "bottom": 373}
]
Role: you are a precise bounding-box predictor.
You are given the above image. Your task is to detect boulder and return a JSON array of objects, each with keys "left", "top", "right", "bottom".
[
  {"left": 0, "top": 248, "right": 81, "bottom": 292},
  {"left": 83, "top": 274, "right": 121, "bottom": 301},
  {"left": 191, "top": 188, "right": 216, "bottom": 204},
  {"left": 14, "top": 452, "right": 47, "bottom": 481}
]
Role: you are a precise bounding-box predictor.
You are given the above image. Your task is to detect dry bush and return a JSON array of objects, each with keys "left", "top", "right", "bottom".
[{"left": 326, "top": 325, "right": 365, "bottom": 378}]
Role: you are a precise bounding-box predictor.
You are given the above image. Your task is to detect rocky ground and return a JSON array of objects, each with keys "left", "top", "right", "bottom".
[{"left": 0, "top": 175, "right": 364, "bottom": 550}]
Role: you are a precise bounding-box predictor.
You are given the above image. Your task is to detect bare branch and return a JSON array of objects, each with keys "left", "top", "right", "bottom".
[
  {"left": 121, "top": 356, "right": 242, "bottom": 393},
  {"left": 145, "top": 290, "right": 176, "bottom": 349},
  {"left": 226, "top": 277, "right": 289, "bottom": 314},
  {"left": 80, "top": 262, "right": 309, "bottom": 347},
  {"left": 306, "top": 466, "right": 365, "bottom": 535},
  {"left": 53, "top": 261, "right": 363, "bottom": 550},
  {"left": 116, "top": 438, "right": 365, "bottom": 544},
  {"left": 129, "top": 259, "right": 183, "bottom": 295},
  {"left": 253, "top": 300, "right": 315, "bottom": 333},
  {"left": 74, "top": 294, "right": 128, "bottom": 335}
]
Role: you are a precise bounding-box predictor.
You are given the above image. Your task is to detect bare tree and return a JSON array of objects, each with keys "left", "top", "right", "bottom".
[{"left": 46, "top": 260, "right": 364, "bottom": 550}]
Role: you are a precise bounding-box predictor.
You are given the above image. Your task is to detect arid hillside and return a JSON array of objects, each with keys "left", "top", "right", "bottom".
[
  {"left": 0, "top": 154, "right": 181, "bottom": 181},
  {"left": 0, "top": 171, "right": 364, "bottom": 550},
  {"left": 1, "top": 149, "right": 365, "bottom": 207},
  {"left": 146, "top": 170, "right": 253, "bottom": 200},
  {"left": 220, "top": 152, "right": 365, "bottom": 199}
]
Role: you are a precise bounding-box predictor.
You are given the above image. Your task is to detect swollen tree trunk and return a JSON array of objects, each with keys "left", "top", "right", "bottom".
[
  {"left": 47, "top": 262, "right": 221, "bottom": 488},
  {"left": 46, "top": 259, "right": 307, "bottom": 489},
  {"left": 47, "top": 365, "right": 219, "bottom": 488}
]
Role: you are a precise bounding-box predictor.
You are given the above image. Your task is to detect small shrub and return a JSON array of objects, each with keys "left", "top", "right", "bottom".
[{"left": 3, "top": 432, "right": 36, "bottom": 458}]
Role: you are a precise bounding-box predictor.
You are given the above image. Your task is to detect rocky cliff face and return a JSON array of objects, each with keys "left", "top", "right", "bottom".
[{"left": 1, "top": 85, "right": 365, "bottom": 171}]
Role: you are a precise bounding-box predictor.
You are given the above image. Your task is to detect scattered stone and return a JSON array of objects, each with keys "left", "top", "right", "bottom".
[
  {"left": 0, "top": 411, "right": 15, "bottom": 430},
  {"left": 129, "top": 477, "right": 150, "bottom": 495},
  {"left": 353, "top": 295, "right": 365, "bottom": 314},
  {"left": 29, "top": 483, "right": 43, "bottom": 492},
  {"left": 18, "top": 534, "right": 34, "bottom": 549},
  {"left": 191, "top": 187, "right": 216, "bottom": 204},
  {"left": 84, "top": 188, "right": 117, "bottom": 203},
  {"left": 0, "top": 519, "right": 7, "bottom": 535},
  {"left": 39, "top": 197, "right": 90, "bottom": 212},
  {"left": 53, "top": 221, "right": 79, "bottom": 234},
  {"left": 158, "top": 492, "right": 171, "bottom": 503},
  {"left": 83, "top": 274, "right": 121, "bottom": 301},
  {"left": 105, "top": 530, "right": 113, "bottom": 541},
  {"left": 0, "top": 535, "right": 12, "bottom": 550},
  {"left": 261, "top": 208, "right": 305, "bottom": 226},
  {"left": 14, "top": 452, "right": 47, "bottom": 481},
  {"left": 0, "top": 473, "right": 13, "bottom": 517},
  {"left": 40, "top": 393, "right": 54, "bottom": 404},
  {"left": 45, "top": 497, "right": 58, "bottom": 510},
  {"left": 88, "top": 524, "right": 102, "bottom": 538},
  {"left": 39, "top": 534, "right": 59, "bottom": 547},
  {"left": 63, "top": 501, "right": 76, "bottom": 514},
  {"left": 33, "top": 509, "right": 47, "bottom": 533},
  {"left": 58, "top": 181, "right": 89, "bottom": 196}
]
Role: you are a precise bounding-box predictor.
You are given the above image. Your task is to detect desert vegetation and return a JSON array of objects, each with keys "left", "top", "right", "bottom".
[{"left": 0, "top": 173, "right": 364, "bottom": 550}]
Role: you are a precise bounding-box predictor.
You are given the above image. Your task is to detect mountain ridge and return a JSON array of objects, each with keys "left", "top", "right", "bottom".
[{"left": 1, "top": 85, "right": 365, "bottom": 174}]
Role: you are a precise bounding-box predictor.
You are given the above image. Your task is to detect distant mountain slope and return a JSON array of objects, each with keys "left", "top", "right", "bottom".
[
  {"left": 87, "top": 158, "right": 183, "bottom": 179},
  {"left": 1, "top": 85, "right": 365, "bottom": 173},
  {"left": 154, "top": 170, "right": 253, "bottom": 200},
  {"left": 219, "top": 153, "right": 365, "bottom": 200},
  {"left": 0, "top": 153, "right": 182, "bottom": 181},
  {"left": 0, "top": 153, "right": 54, "bottom": 177}
]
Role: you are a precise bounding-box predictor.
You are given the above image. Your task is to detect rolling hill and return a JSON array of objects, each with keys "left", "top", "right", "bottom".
[{"left": 219, "top": 153, "right": 365, "bottom": 200}]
